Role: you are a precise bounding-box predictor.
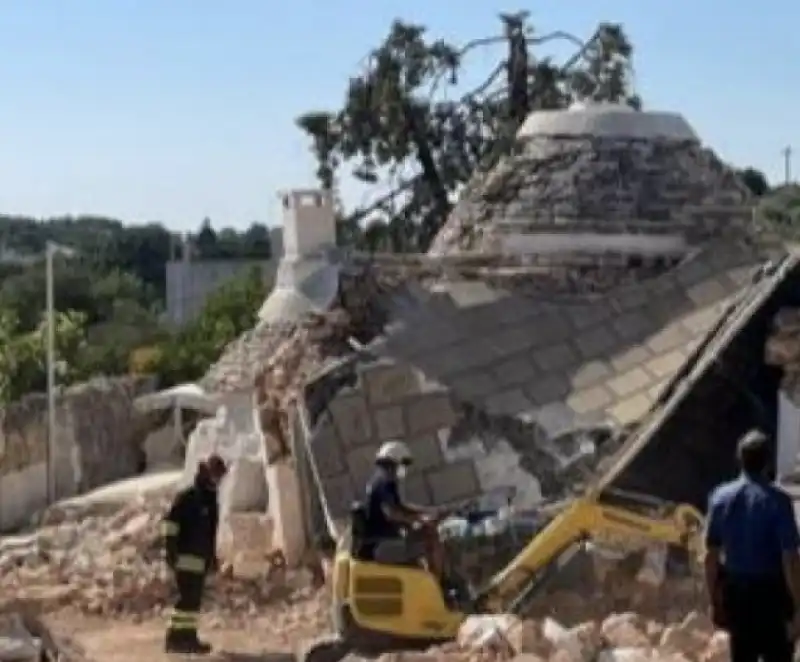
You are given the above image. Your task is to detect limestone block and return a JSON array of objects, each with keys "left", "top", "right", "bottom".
[
  {"left": 700, "top": 631, "right": 729, "bottom": 662},
  {"left": 309, "top": 417, "right": 346, "bottom": 477},
  {"left": 267, "top": 462, "right": 307, "bottom": 567},
  {"left": 373, "top": 406, "right": 405, "bottom": 440},
  {"left": 361, "top": 361, "right": 421, "bottom": 406},
  {"left": 484, "top": 389, "right": 534, "bottom": 417},
  {"left": 405, "top": 434, "right": 443, "bottom": 471},
  {"left": 0, "top": 613, "right": 40, "bottom": 662},
  {"left": 328, "top": 393, "right": 372, "bottom": 446},
  {"left": 601, "top": 613, "right": 650, "bottom": 649},
  {"left": 426, "top": 460, "right": 479, "bottom": 504},
  {"left": 596, "top": 649, "right": 653, "bottom": 662},
  {"left": 405, "top": 393, "right": 457, "bottom": 435}
]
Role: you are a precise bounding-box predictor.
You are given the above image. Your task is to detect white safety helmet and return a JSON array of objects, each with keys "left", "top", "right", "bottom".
[{"left": 375, "top": 440, "right": 412, "bottom": 466}]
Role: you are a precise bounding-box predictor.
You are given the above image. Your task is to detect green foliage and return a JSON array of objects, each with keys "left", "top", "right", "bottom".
[
  {"left": 152, "top": 266, "right": 270, "bottom": 386},
  {"left": 297, "top": 13, "right": 640, "bottom": 252},
  {"left": 0, "top": 308, "right": 90, "bottom": 404},
  {"left": 737, "top": 168, "right": 771, "bottom": 197},
  {"left": 0, "top": 215, "right": 277, "bottom": 399},
  {"left": 0, "top": 215, "right": 275, "bottom": 305},
  {"left": 756, "top": 185, "right": 800, "bottom": 236}
]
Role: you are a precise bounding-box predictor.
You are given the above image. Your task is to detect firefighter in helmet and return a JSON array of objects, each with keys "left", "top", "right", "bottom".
[{"left": 161, "top": 454, "right": 227, "bottom": 655}]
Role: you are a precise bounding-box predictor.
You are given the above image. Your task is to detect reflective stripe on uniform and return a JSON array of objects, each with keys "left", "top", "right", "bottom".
[
  {"left": 168, "top": 609, "right": 197, "bottom": 630},
  {"left": 161, "top": 521, "right": 179, "bottom": 536},
  {"left": 175, "top": 554, "right": 206, "bottom": 573}
]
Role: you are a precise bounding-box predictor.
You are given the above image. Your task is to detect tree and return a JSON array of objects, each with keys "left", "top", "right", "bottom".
[
  {"left": 150, "top": 266, "right": 271, "bottom": 385},
  {"left": 0, "top": 214, "right": 278, "bottom": 306},
  {"left": 756, "top": 184, "right": 800, "bottom": 235},
  {"left": 0, "top": 307, "right": 89, "bottom": 404},
  {"left": 242, "top": 223, "right": 273, "bottom": 258},
  {"left": 195, "top": 218, "right": 218, "bottom": 258},
  {"left": 296, "top": 13, "right": 639, "bottom": 251},
  {"left": 738, "top": 167, "right": 771, "bottom": 197}
]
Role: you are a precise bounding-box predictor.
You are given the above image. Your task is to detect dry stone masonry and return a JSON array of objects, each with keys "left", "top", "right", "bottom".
[
  {"left": 0, "top": 376, "right": 157, "bottom": 532},
  {"left": 4, "top": 101, "right": 793, "bottom": 662},
  {"left": 429, "top": 103, "right": 753, "bottom": 256},
  {"left": 193, "top": 102, "right": 794, "bottom": 545}
]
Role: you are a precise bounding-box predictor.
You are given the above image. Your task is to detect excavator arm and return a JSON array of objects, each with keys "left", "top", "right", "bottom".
[{"left": 477, "top": 496, "right": 704, "bottom": 614}]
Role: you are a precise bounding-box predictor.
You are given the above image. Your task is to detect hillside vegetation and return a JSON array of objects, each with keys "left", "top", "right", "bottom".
[
  {"left": 0, "top": 215, "right": 272, "bottom": 404},
  {"left": 0, "top": 11, "right": 790, "bottom": 405}
]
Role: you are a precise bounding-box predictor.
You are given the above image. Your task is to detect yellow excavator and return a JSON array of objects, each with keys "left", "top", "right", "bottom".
[{"left": 298, "top": 490, "right": 704, "bottom": 662}]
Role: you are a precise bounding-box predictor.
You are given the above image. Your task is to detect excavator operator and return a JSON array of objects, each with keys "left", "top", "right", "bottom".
[
  {"left": 161, "top": 454, "right": 227, "bottom": 655},
  {"left": 365, "top": 440, "right": 446, "bottom": 582}
]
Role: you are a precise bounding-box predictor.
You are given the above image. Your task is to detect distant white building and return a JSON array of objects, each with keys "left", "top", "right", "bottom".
[{"left": 163, "top": 228, "right": 283, "bottom": 328}]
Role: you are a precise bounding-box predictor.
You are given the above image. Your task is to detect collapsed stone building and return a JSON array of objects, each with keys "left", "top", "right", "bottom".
[{"left": 193, "top": 101, "right": 800, "bottom": 564}]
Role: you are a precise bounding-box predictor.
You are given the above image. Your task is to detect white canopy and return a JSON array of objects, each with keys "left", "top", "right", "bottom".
[{"left": 134, "top": 383, "right": 221, "bottom": 415}]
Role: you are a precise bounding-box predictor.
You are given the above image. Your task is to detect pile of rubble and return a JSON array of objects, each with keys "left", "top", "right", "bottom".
[
  {"left": 0, "top": 488, "right": 728, "bottom": 660},
  {"left": 429, "top": 609, "right": 727, "bottom": 662},
  {"left": 201, "top": 266, "right": 395, "bottom": 410},
  {"left": 0, "top": 494, "right": 326, "bottom": 630}
]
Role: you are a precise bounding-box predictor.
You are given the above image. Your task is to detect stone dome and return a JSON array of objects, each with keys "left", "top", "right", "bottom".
[
  {"left": 429, "top": 102, "right": 753, "bottom": 256},
  {"left": 517, "top": 101, "right": 698, "bottom": 141}
]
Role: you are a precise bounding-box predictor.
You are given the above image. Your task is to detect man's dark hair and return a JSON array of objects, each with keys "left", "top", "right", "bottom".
[{"left": 737, "top": 429, "right": 770, "bottom": 476}]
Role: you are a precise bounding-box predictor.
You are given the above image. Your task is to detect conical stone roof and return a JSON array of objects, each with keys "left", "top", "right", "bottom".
[{"left": 429, "top": 102, "right": 754, "bottom": 256}]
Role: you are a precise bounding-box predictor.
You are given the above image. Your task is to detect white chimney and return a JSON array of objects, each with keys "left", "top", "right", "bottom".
[{"left": 280, "top": 189, "right": 336, "bottom": 258}]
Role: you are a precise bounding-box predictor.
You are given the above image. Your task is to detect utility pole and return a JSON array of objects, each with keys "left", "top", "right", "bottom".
[{"left": 782, "top": 145, "right": 793, "bottom": 184}]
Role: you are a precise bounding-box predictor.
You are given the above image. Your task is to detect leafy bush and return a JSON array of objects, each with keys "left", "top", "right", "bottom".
[
  {"left": 0, "top": 308, "right": 89, "bottom": 404},
  {"left": 150, "top": 266, "right": 270, "bottom": 387}
]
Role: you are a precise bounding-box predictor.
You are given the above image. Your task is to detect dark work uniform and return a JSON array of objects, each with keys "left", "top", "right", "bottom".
[
  {"left": 365, "top": 469, "right": 403, "bottom": 539},
  {"left": 161, "top": 479, "right": 219, "bottom": 650},
  {"left": 706, "top": 475, "right": 800, "bottom": 662}
]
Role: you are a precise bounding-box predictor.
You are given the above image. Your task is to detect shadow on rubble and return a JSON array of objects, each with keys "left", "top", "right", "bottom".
[{"left": 212, "top": 653, "right": 294, "bottom": 662}]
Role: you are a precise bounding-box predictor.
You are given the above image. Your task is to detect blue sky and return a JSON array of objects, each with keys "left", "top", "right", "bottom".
[{"left": 0, "top": 1, "right": 795, "bottom": 231}]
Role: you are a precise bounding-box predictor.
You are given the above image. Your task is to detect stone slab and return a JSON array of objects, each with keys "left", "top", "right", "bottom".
[
  {"left": 328, "top": 393, "right": 373, "bottom": 447},
  {"left": 305, "top": 240, "right": 774, "bottom": 523},
  {"left": 310, "top": 418, "right": 347, "bottom": 478},
  {"left": 345, "top": 443, "right": 380, "bottom": 488},
  {"left": 448, "top": 371, "right": 499, "bottom": 401},
  {"left": 405, "top": 394, "right": 457, "bottom": 435},
  {"left": 323, "top": 473, "right": 357, "bottom": 519},
  {"left": 362, "top": 361, "right": 420, "bottom": 407},
  {"left": 372, "top": 406, "right": 405, "bottom": 441},
  {"left": 405, "top": 434, "right": 444, "bottom": 472},
  {"left": 402, "top": 470, "right": 434, "bottom": 505},
  {"left": 484, "top": 389, "right": 533, "bottom": 417},
  {"left": 426, "top": 460, "right": 480, "bottom": 505}
]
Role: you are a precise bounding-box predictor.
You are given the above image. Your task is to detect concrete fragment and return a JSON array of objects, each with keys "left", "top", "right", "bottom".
[
  {"left": 542, "top": 618, "right": 594, "bottom": 662},
  {"left": 596, "top": 648, "right": 653, "bottom": 662},
  {"left": 658, "top": 624, "right": 707, "bottom": 659},
  {"left": 0, "top": 615, "right": 39, "bottom": 662},
  {"left": 699, "top": 632, "right": 728, "bottom": 662},
  {"left": 602, "top": 613, "right": 650, "bottom": 649}
]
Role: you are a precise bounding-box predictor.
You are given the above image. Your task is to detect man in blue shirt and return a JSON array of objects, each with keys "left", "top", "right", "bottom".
[
  {"left": 364, "top": 440, "right": 446, "bottom": 581},
  {"left": 705, "top": 429, "right": 800, "bottom": 662}
]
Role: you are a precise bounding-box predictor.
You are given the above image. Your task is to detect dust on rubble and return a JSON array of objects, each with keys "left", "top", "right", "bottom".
[
  {"left": 445, "top": 607, "right": 728, "bottom": 662},
  {"left": 0, "top": 492, "right": 729, "bottom": 662},
  {"left": 0, "top": 492, "right": 329, "bottom": 626}
]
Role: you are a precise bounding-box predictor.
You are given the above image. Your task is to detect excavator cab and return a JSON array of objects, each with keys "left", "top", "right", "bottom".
[
  {"left": 301, "top": 493, "right": 706, "bottom": 662},
  {"left": 349, "top": 501, "right": 428, "bottom": 568},
  {"left": 324, "top": 502, "right": 465, "bottom": 653}
]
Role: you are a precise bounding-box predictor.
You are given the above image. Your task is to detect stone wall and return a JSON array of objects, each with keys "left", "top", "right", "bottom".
[
  {"left": 0, "top": 376, "right": 156, "bottom": 531},
  {"left": 302, "top": 356, "right": 570, "bottom": 535},
  {"left": 429, "top": 134, "right": 753, "bottom": 256}
]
